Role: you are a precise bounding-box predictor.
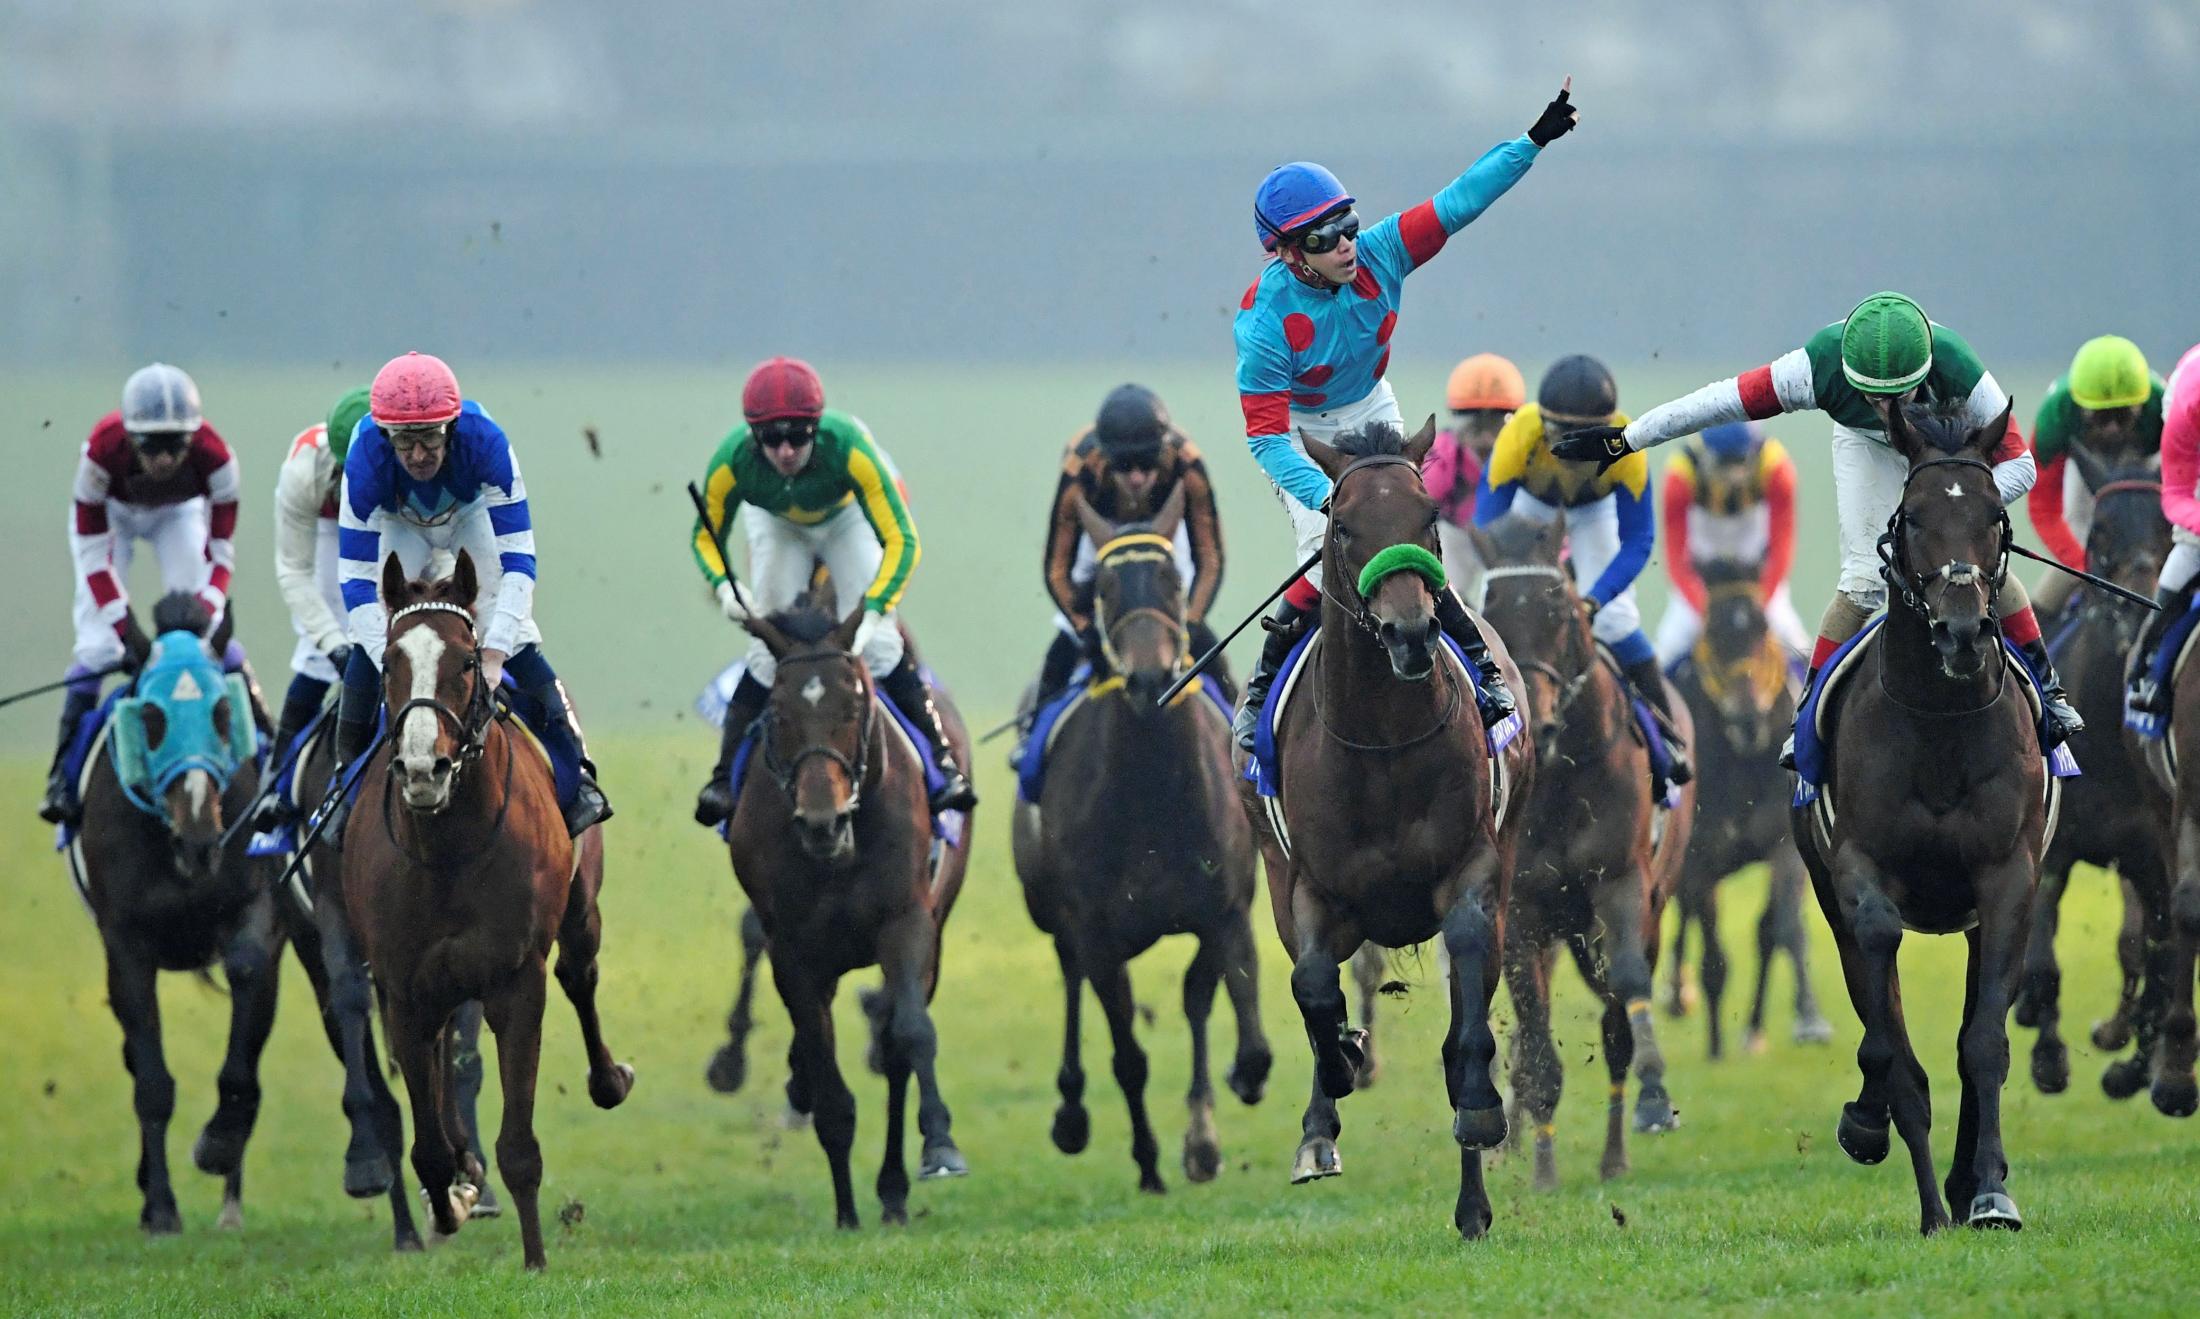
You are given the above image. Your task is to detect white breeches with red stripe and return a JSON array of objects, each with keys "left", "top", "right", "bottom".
[
  {"left": 69, "top": 499, "right": 214, "bottom": 669},
  {"left": 1272, "top": 379, "right": 1402, "bottom": 591},
  {"left": 289, "top": 520, "right": 347, "bottom": 682}
]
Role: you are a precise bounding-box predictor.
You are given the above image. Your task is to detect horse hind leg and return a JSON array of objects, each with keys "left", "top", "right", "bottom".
[
  {"left": 1218, "top": 906, "right": 1272, "bottom": 1106},
  {"left": 1699, "top": 882, "right": 1730, "bottom": 1060},
  {"left": 1771, "top": 849, "right": 1833, "bottom": 1044},
  {"left": 2093, "top": 875, "right": 2146, "bottom": 1051},
  {"left": 2152, "top": 861, "right": 2200, "bottom": 1118},
  {"left": 106, "top": 943, "right": 181, "bottom": 1236},
  {"left": 483, "top": 965, "right": 551, "bottom": 1270},
  {"left": 1349, "top": 943, "right": 1385, "bottom": 1088},
  {"left": 446, "top": 1003, "right": 500, "bottom": 1218},
  {"left": 2015, "top": 864, "right": 2071, "bottom": 1094},
  {"left": 1180, "top": 929, "right": 1227, "bottom": 1184},
  {"left": 1503, "top": 937, "right": 1564, "bottom": 1190},
  {"left": 1594, "top": 870, "right": 1678, "bottom": 1135},
  {"left": 553, "top": 857, "right": 636, "bottom": 1110},
  {"left": 706, "top": 906, "right": 769, "bottom": 1094},
  {"left": 195, "top": 909, "right": 286, "bottom": 1230}
]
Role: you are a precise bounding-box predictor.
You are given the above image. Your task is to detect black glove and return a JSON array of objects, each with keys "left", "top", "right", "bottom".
[
  {"left": 325, "top": 642, "right": 355, "bottom": 674},
  {"left": 118, "top": 613, "right": 153, "bottom": 672},
  {"left": 1526, "top": 81, "right": 1578, "bottom": 147},
  {"left": 1551, "top": 425, "right": 1630, "bottom": 472}
]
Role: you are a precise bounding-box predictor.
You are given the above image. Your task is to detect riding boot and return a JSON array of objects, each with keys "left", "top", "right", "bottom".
[
  {"left": 1778, "top": 668, "right": 1817, "bottom": 771},
  {"left": 1012, "top": 630, "right": 1088, "bottom": 770},
  {"left": 1433, "top": 586, "right": 1518, "bottom": 731},
  {"left": 697, "top": 673, "right": 770, "bottom": 827},
  {"left": 530, "top": 681, "right": 612, "bottom": 837},
  {"left": 1232, "top": 597, "right": 1313, "bottom": 752},
  {"left": 2127, "top": 582, "right": 2196, "bottom": 716},
  {"left": 252, "top": 676, "right": 329, "bottom": 832},
  {"left": 1623, "top": 653, "right": 1693, "bottom": 787},
  {"left": 320, "top": 709, "right": 376, "bottom": 843},
  {"left": 2012, "top": 635, "right": 2084, "bottom": 747},
  {"left": 879, "top": 658, "right": 979, "bottom": 813},
  {"left": 37, "top": 684, "right": 101, "bottom": 826}
]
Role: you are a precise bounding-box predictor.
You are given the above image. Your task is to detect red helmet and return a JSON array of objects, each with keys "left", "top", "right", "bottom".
[
  {"left": 742, "top": 357, "right": 825, "bottom": 424},
  {"left": 370, "top": 351, "right": 463, "bottom": 427}
]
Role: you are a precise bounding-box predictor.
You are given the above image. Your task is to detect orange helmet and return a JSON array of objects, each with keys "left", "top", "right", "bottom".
[{"left": 1445, "top": 353, "right": 1526, "bottom": 412}]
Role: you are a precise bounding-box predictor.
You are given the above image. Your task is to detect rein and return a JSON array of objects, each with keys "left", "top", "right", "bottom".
[
  {"left": 379, "top": 599, "right": 512, "bottom": 875},
  {"left": 757, "top": 651, "right": 878, "bottom": 815}
]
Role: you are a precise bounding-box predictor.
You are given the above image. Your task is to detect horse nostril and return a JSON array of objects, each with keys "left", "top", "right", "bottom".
[{"left": 433, "top": 757, "right": 453, "bottom": 779}]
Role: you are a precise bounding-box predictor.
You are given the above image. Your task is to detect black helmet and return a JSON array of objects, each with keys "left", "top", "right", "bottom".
[
  {"left": 1538, "top": 354, "right": 1618, "bottom": 421},
  {"left": 1095, "top": 384, "right": 1168, "bottom": 462}
]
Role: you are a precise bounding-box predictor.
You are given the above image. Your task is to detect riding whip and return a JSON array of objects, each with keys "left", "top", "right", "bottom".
[
  {"left": 0, "top": 663, "right": 127, "bottom": 711},
  {"left": 270, "top": 725, "right": 388, "bottom": 904},
  {"left": 2006, "top": 542, "right": 2160, "bottom": 610},
  {"left": 1156, "top": 546, "right": 1323, "bottom": 708},
  {"left": 687, "top": 480, "right": 746, "bottom": 600},
  {"left": 218, "top": 698, "right": 339, "bottom": 851}
]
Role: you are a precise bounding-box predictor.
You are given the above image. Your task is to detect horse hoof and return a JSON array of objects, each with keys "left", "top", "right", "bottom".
[
  {"left": 1837, "top": 1104, "right": 1890, "bottom": 1165},
  {"left": 140, "top": 1205, "right": 182, "bottom": 1237},
  {"left": 2030, "top": 1041, "right": 2070, "bottom": 1095},
  {"left": 1226, "top": 1052, "right": 1272, "bottom": 1106},
  {"left": 1966, "top": 1192, "right": 2023, "bottom": 1231},
  {"left": 1138, "top": 1170, "right": 1167, "bottom": 1196},
  {"left": 344, "top": 1153, "right": 394, "bottom": 1200},
  {"left": 590, "top": 1062, "right": 636, "bottom": 1110},
  {"left": 469, "top": 1180, "right": 502, "bottom": 1220},
  {"left": 704, "top": 1044, "right": 747, "bottom": 1095},
  {"left": 1794, "top": 1016, "right": 1836, "bottom": 1046},
  {"left": 920, "top": 1143, "right": 969, "bottom": 1179},
  {"left": 1453, "top": 1104, "right": 1507, "bottom": 1151},
  {"left": 880, "top": 1204, "right": 908, "bottom": 1227},
  {"left": 394, "top": 1230, "right": 425, "bottom": 1254},
  {"left": 1633, "top": 1090, "right": 1680, "bottom": 1134},
  {"left": 2150, "top": 1074, "right": 2199, "bottom": 1118},
  {"left": 1183, "top": 1136, "right": 1222, "bottom": 1184},
  {"left": 192, "top": 1127, "right": 246, "bottom": 1177},
  {"left": 1599, "top": 1150, "right": 1629, "bottom": 1183},
  {"left": 217, "top": 1197, "right": 244, "bottom": 1231},
  {"left": 2091, "top": 1017, "right": 2134, "bottom": 1052},
  {"left": 781, "top": 1104, "right": 812, "bottom": 1131},
  {"left": 2012, "top": 994, "right": 2042, "bottom": 1029},
  {"left": 1290, "top": 1138, "right": 1341, "bottom": 1184},
  {"left": 1050, "top": 1105, "right": 1090, "bottom": 1155},
  {"left": 2102, "top": 1058, "right": 2149, "bottom": 1100},
  {"left": 1455, "top": 1202, "right": 1494, "bottom": 1240}
]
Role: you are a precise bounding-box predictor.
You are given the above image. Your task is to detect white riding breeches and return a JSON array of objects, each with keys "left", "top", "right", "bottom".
[
  {"left": 1502, "top": 489, "right": 1640, "bottom": 643},
  {"left": 289, "top": 520, "right": 348, "bottom": 681},
  {"left": 69, "top": 499, "right": 214, "bottom": 669},
  {"left": 1653, "top": 581, "right": 1810, "bottom": 667},
  {"left": 1272, "top": 379, "right": 1404, "bottom": 591},
  {"left": 742, "top": 503, "right": 906, "bottom": 685}
]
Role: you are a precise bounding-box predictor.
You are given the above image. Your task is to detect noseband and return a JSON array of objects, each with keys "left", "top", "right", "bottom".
[
  {"left": 1877, "top": 456, "right": 2012, "bottom": 624},
  {"left": 1092, "top": 532, "right": 1189, "bottom": 678},
  {"left": 758, "top": 651, "right": 876, "bottom": 815}
]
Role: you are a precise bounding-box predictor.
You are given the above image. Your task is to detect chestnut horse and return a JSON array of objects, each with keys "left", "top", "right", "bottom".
[
  {"left": 1237, "top": 418, "right": 1533, "bottom": 1239},
  {"left": 344, "top": 552, "right": 632, "bottom": 1270}
]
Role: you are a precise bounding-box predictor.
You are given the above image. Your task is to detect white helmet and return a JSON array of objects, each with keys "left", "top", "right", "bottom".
[{"left": 121, "top": 362, "right": 204, "bottom": 435}]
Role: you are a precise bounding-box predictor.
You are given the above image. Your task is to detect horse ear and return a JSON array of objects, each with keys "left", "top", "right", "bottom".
[
  {"left": 742, "top": 615, "right": 796, "bottom": 662},
  {"left": 2065, "top": 435, "right": 2109, "bottom": 492},
  {"left": 829, "top": 604, "right": 867, "bottom": 653},
  {"left": 1302, "top": 431, "right": 1348, "bottom": 481},
  {"left": 1150, "top": 479, "right": 1186, "bottom": 541},
  {"left": 1405, "top": 414, "right": 1439, "bottom": 467},
  {"left": 1970, "top": 398, "right": 2016, "bottom": 461},
  {"left": 380, "top": 552, "right": 410, "bottom": 607},
  {"left": 1072, "top": 490, "right": 1114, "bottom": 548},
  {"left": 1534, "top": 518, "right": 1566, "bottom": 562},
  {"left": 450, "top": 549, "right": 480, "bottom": 607},
  {"left": 1883, "top": 400, "right": 1919, "bottom": 462}
]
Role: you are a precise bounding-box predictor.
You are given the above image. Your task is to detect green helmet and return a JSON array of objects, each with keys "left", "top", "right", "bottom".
[
  {"left": 325, "top": 386, "right": 372, "bottom": 465},
  {"left": 1840, "top": 292, "right": 1933, "bottom": 395},
  {"left": 2068, "top": 335, "right": 2151, "bottom": 410}
]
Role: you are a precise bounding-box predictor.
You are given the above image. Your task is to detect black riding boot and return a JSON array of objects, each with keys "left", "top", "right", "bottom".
[
  {"left": 2015, "top": 635, "right": 2085, "bottom": 747},
  {"left": 1232, "top": 597, "right": 1313, "bottom": 751},
  {"left": 1012, "top": 630, "right": 1089, "bottom": 769},
  {"left": 320, "top": 709, "right": 376, "bottom": 843},
  {"left": 880, "top": 658, "right": 979, "bottom": 813},
  {"left": 37, "top": 684, "right": 101, "bottom": 826},
  {"left": 252, "top": 677, "right": 330, "bottom": 832},
  {"left": 1623, "top": 653, "right": 1693, "bottom": 787},
  {"left": 1433, "top": 587, "right": 1518, "bottom": 731},
  {"left": 531, "top": 681, "right": 612, "bottom": 837},
  {"left": 696, "top": 673, "right": 770, "bottom": 827},
  {"left": 2127, "top": 583, "right": 2195, "bottom": 716}
]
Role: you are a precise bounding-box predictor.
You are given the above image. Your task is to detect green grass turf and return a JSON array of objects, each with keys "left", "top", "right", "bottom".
[{"left": 1, "top": 739, "right": 2196, "bottom": 1315}]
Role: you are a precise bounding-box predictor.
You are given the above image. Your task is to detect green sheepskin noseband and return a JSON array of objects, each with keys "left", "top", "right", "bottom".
[{"left": 1357, "top": 543, "right": 1447, "bottom": 597}]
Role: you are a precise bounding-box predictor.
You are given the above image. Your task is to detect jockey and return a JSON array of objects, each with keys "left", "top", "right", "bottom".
[
  {"left": 1478, "top": 354, "right": 1692, "bottom": 785},
  {"left": 1229, "top": 80, "right": 1580, "bottom": 750},
  {"left": 1551, "top": 292, "right": 2079, "bottom": 765},
  {"left": 1424, "top": 353, "right": 1526, "bottom": 591},
  {"left": 2028, "top": 335, "right": 2167, "bottom": 618},
  {"left": 1651, "top": 421, "right": 1808, "bottom": 667},
  {"left": 332, "top": 352, "right": 611, "bottom": 838},
  {"left": 691, "top": 357, "right": 977, "bottom": 824},
  {"left": 1028, "top": 383, "right": 1224, "bottom": 727},
  {"left": 2124, "top": 342, "right": 2200, "bottom": 713},
  {"left": 251, "top": 386, "right": 371, "bottom": 832},
  {"left": 40, "top": 363, "right": 242, "bottom": 825}
]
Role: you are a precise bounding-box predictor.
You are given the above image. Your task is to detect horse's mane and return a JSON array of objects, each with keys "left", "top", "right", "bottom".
[
  {"left": 763, "top": 602, "right": 840, "bottom": 645},
  {"left": 1332, "top": 421, "right": 1407, "bottom": 458},
  {"left": 1898, "top": 402, "right": 1973, "bottom": 456},
  {"left": 152, "top": 592, "right": 213, "bottom": 637}
]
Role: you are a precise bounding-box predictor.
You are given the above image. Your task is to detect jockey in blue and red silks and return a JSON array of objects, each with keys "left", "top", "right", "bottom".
[{"left": 1228, "top": 79, "right": 1580, "bottom": 748}]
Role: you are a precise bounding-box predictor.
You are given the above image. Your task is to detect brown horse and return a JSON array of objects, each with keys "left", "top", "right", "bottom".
[
  {"left": 1795, "top": 402, "right": 2048, "bottom": 1233},
  {"left": 1236, "top": 417, "right": 1533, "bottom": 1239},
  {"left": 1471, "top": 515, "right": 1694, "bottom": 1188},
  {"left": 1666, "top": 558, "right": 1830, "bottom": 1057},
  {"left": 1013, "top": 485, "right": 1270, "bottom": 1193},
  {"left": 728, "top": 602, "right": 973, "bottom": 1228},
  {"left": 2009, "top": 447, "right": 2171, "bottom": 1098},
  {"left": 344, "top": 552, "right": 633, "bottom": 1270}
]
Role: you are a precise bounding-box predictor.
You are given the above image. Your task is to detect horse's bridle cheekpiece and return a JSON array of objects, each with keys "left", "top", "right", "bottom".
[
  {"left": 1877, "top": 455, "right": 2012, "bottom": 624},
  {"left": 387, "top": 600, "right": 496, "bottom": 771},
  {"left": 759, "top": 650, "right": 877, "bottom": 815},
  {"left": 1092, "top": 532, "right": 1190, "bottom": 679}
]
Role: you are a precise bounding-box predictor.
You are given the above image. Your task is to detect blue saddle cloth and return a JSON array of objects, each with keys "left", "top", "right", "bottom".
[
  {"left": 1794, "top": 615, "right": 2080, "bottom": 806},
  {"left": 1014, "top": 664, "right": 1232, "bottom": 804},
  {"left": 2126, "top": 598, "right": 2200, "bottom": 740},
  {"left": 717, "top": 669, "right": 965, "bottom": 845},
  {"left": 1247, "top": 627, "right": 1524, "bottom": 799}
]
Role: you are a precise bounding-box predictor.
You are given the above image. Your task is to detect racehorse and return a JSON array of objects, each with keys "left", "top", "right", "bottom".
[
  {"left": 343, "top": 552, "right": 633, "bottom": 1270},
  {"left": 1471, "top": 515, "right": 1694, "bottom": 1188},
  {"left": 1666, "top": 558, "right": 1830, "bottom": 1057},
  {"left": 1236, "top": 417, "right": 1533, "bottom": 1239},
  {"left": 1012, "top": 485, "right": 1271, "bottom": 1193},
  {"left": 2007, "top": 445, "right": 2170, "bottom": 1097},
  {"left": 1794, "top": 401, "right": 2048, "bottom": 1233},
  {"left": 727, "top": 601, "right": 973, "bottom": 1228}
]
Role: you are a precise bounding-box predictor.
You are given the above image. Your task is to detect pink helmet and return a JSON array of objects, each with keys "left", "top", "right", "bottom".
[{"left": 370, "top": 351, "right": 463, "bottom": 427}]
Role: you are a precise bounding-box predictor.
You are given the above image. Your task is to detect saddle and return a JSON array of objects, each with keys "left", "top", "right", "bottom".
[
  {"left": 1014, "top": 663, "right": 1232, "bottom": 805},
  {"left": 2125, "top": 598, "right": 2200, "bottom": 744}
]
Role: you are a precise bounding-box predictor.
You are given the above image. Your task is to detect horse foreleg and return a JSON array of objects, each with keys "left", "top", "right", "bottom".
[
  {"left": 1594, "top": 868, "right": 1676, "bottom": 1135},
  {"left": 1769, "top": 847, "right": 1831, "bottom": 1045},
  {"left": 552, "top": 873, "right": 636, "bottom": 1111},
  {"left": 1664, "top": 884, "right": 1696, "bottom": 1019},
  {"left": 707, "top": 906, "right": 769, "bottom": 1094},
  {"left": 1088, "top": 952, "right": 1163, "bottom": 1194},
  {"left": 1502, "top": 933, "right": 1562, "bottom": 1190},
  {"left": 1441, "top": 887, "right": 1503, "bottom": 1239},
  {"left": 483, "top": 963, "right": 549, "bottom": 1270},
  {"left": 1699, "top": 880, "right": 1730, "bottom": 1060},
  {"left": 1834, "top": 866, "right": 1949, "bottom": 1235},
  {"left": 1349, "top": 943, "right": 1385, "bottom": 1088},
  {"left": 773, "top": 956, "right": 859, "bottom": 1227},
  {"left": 1951, "top": 868, "right": 2031, "bottom": 1230},
  {"left": 1564, "top": 934, "right": 1636, "bottom": 1181},
  {"left": 1047, "top": 935, "right": 1089, "bottom": 1155},
  {"left": 1217, "top": 907, "right": 1272, "bottom": 1107},
  {"left": 1180, "top": 928, "right": 1225, "bottom": 1184},
  {"left": 312, "top": 899, "right": 420, "bottom": 1248},
  {"left": 2153, "top": 819, "right": 2200, "bottom": 1116},
  {"left": 2015, "top": 863, "right": 2070, "bottom": 1094},
  {"left": 104, "top": 940, "right": 180, "bottom": 1236},
  {"left": 2094, "top": 875, "right": 2145, "bottom": 1051},
  {"left": 2105, "top": 847, "right": 2173, "bottom": 1099},
  {"left": 1285, "top": 924, "right": 1355, "bottom": 1185},
  {"left": 386, "top": 1000, "right": 467, "bottom": 1244},
  {"left": 196, "top": 902, "right": 285, "bottom": 1230},
  {"left": 878, "top": 907, "right": 966, "bottom": 1189}
]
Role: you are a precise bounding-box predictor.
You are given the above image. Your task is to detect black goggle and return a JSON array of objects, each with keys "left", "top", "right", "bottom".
[
  {"left": 755, "top": 418, "right": 818, "bottom": 452},
  {"left": 1293, "top": 209, "right": 1360, "bottom": 255},
  {"left": 1108, "top": 450, "right": 1161, "bottom": 474},
  {"left": 132, "top": 431, "right": 190, "bottom": 458}
]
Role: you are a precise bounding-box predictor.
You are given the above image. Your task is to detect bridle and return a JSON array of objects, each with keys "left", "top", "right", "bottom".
[
  {"left": 1479, "top": 562, "right": 1594, "bottom": 730},
  {"left": 1320, "top": 454, "right": 1429, "bottom": 639},
  {"left": 1876, "top": 455, "right": 2012, "bottom": 624},
  {"left": 2079, "top": 477, "right": 2167, "bottom": 639},
  {"left": 380, "top": 598, "right": 511, "bottom": 870},
  {"left": 757, "top": 650, "right": 877, "bottom": 815},
  {"left": 1091, "top": 532, "right": 1189, "bottom": 679}
]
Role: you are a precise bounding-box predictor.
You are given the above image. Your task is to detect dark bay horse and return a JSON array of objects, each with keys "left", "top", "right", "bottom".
[
  {"left": 728, "top": 602, "right": 972, "bottom": 1229},
  {"left": 1471, "top": 516, "right": 1694, "bottom": 1188},
  {"left": 2009, "top": 446, "right": 2171, "bottom": 1097},
  {"left": 1012, "top": 485, "right": 1270, "bottom": 1193},
  {"left": 344, "top": 552, "right": 633, "bottom": 1270},
  {"left": 1794, "top": 402, "right": 2049, "bottom": 1233},
  {"left": 1666, "top": 558, "right": 1830, "bottom": 1057},
  {"left": 1236, "top": 417, "right": 1533, "bottom": 1239}
]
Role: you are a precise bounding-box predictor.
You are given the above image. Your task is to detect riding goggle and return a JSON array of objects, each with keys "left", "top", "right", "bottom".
[
  {"left": 1108, "top": 450, "right": 1161, "bottom": 475},
  {"left": 386, "top": 424, "right": 450, "bottom": 456},
  {"left": 755, "top": 419, "right": 819, "bottom": 452},
  {"left": 131, "top": 431, "right": 190, "bottom": 459},
  {"left": 1292, "top": 209, "right": 1361, "bottom": 254}
]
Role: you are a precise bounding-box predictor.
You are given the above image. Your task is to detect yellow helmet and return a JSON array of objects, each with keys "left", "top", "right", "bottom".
[{"left": 2068, "top": 335, "right": 2151, "bottom": 410}]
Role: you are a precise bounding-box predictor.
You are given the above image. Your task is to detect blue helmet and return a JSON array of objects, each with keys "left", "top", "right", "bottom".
[
  {"left": 1701, "top": 421, "right": 1764, "bottom": 463},
  {"left": 1254, "top": 162, "right": 1353, "bottom": 251}
]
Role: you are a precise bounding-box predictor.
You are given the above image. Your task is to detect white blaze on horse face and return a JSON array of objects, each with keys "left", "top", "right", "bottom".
[
  {"left": 393, "top": 626, "right": 449, "bottom": 778},
  {"left": 183, "top": 771, "right": 210, "bottom": 819},
  {"left": 802, "top": 675, "right": 826, "bottom": 706}
]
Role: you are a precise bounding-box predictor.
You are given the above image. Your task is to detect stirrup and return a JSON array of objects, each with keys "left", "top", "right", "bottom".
[
  {"left": 929, "top": 771, "right": 978, "bottom": 814},
  {"left": 695, "top": 779, "right": 734, "bottom": 827},
  {"left": 564, "top": 781, "right": 612, "bottom": 837}
]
